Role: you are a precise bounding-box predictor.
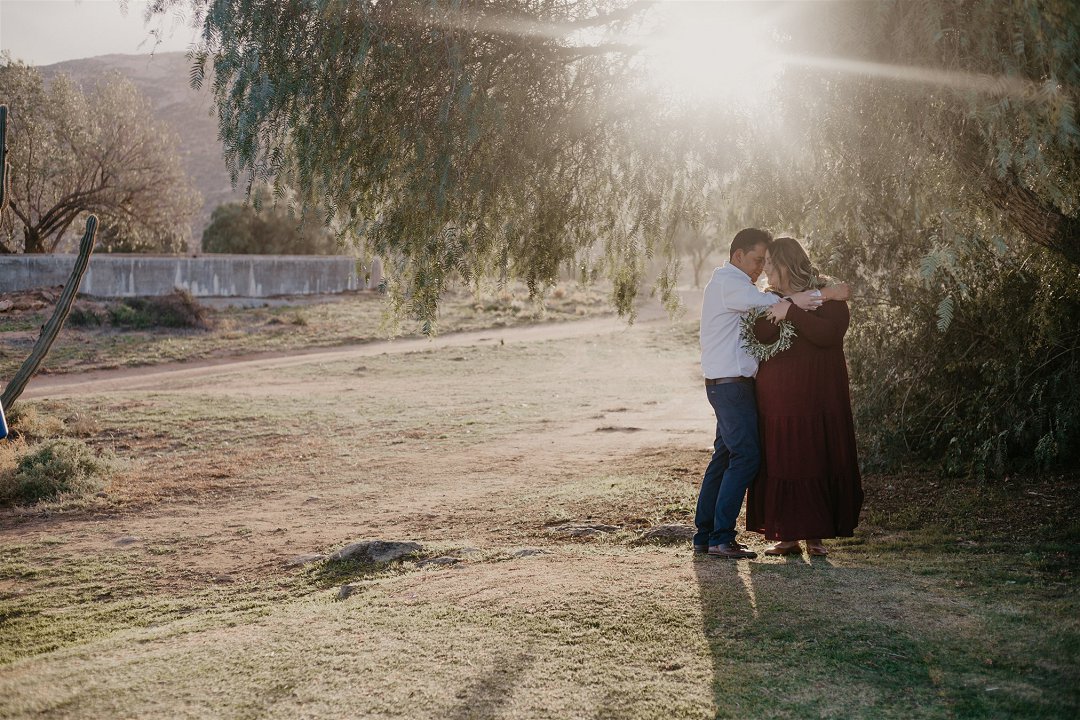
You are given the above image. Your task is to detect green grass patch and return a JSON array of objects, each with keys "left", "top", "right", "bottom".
[{"left": 0, "top": 439, "right": 113, "bottom": 506}]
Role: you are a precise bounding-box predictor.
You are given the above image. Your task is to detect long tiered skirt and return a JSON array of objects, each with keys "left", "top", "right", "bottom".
[{"left": 746, "top": 336, "right": 863, "bottom": 541}]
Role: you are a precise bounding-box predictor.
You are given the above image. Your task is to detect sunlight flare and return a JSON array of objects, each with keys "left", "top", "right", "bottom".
[{"left": 642, "top": 3, "right": 785, "bottom": 106}]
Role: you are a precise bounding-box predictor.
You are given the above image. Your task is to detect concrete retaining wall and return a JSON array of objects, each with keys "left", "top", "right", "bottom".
[{"left": 0, "top": 254, "right": 362, "bottom": 298}]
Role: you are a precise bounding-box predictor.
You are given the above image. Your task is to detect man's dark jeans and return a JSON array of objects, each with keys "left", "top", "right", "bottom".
[{"left": 694, "top": 381, "right": 760, "bottom": 547}]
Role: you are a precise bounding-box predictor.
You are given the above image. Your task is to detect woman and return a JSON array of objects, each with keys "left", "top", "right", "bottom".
[{"left": 745, "top": 237, "right": 863, "bottom": 556}]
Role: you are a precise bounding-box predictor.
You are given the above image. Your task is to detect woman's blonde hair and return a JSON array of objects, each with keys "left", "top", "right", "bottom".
[{"left": 768, "top": 236, "right": 827, "bottom": 292}]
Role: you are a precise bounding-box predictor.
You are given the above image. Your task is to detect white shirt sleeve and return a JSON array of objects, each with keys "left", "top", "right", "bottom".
[{"left": 722, "top": 277, "right": 780, "bottom": 312}]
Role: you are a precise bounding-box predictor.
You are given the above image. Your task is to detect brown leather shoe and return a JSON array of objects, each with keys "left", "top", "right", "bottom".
[
  {"left": 695, "top": 540, "right": 749, "bottom": 554},
  {"left": 707, "top": 542, "right": 757, "bottom": 559}
]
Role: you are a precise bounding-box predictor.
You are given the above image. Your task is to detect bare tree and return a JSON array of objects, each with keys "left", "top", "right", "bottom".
[
  {"left": 673, "top": 224, "right": 714, "bottom": 289},
  {"left": 0, "top": 57, "right": 199, "bottom": 254}
]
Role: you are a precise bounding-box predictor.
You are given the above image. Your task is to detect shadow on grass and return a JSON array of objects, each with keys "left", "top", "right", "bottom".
[
  {"left": 445, "top": 650, "right": 535, "bottom": 720},
  {"left": 693, "top": 548, "right": 1080, "bottom": 720}
]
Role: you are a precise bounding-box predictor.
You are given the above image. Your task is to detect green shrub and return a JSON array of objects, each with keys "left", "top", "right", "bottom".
[
  {"left": 0, "top": 439, "right": 112, "bottom": 505},
  {"left": 66, "top": 306, "right": 105, "bottom": 327},
  {"left": 107, "top": 302, "right": 143, "bottom": 327},
  {"left": 108, "top": 289, "right": 211, "bottom": 330},
  {"left": 832, "top": 239, "right": 1080, "bottom": 477}
]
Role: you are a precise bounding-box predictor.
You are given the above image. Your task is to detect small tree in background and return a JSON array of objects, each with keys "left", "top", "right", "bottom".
[
  {"left": 201, "top": 186, "right": 339, "bottom": 255},
  {"left": 0, "top": 56, "right": 199, "bottom": 254},
  {"left": 674, "top": 224, "right": 715, "bottom": 289}
]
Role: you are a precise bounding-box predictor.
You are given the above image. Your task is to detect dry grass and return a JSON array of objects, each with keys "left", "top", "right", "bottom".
[
  {"left": 0, "top": 434, "right": 27, "bottom": 479},
  {"left": 2, "top": 403, "right": 67, "bottom": 441}
]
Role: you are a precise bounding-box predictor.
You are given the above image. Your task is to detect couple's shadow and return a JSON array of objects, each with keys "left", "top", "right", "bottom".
[
  {"left": 694, "top": 551, "right": 832, "bottom": 613},
  {"left": 691, "top": 550, "right": 834, "bottom": 717}
]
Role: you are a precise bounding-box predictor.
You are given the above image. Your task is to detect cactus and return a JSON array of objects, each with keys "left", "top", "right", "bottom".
[
  {"left": 0, "top": 104, "right": 8, "bottom": 214},
  {"left": 1, "top": 216, "right": 98, "bottom": 408}
]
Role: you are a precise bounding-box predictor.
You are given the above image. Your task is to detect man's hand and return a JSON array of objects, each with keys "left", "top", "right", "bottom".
[
  {"left": 767, "top": 301, "right": 791, "bottom": 324},
  {"left": 822, "top": 283, "right": 852, "bottom": 301},
  {"left": 789, "top": 290, "right": 824, "bottom": 311}
]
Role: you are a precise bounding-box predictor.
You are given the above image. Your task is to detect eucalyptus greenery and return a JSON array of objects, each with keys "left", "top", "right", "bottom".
[
  {"left": 740, "top": 307, "right": 795, "bottom": 363},
  {"left": 725, "top": 0, "right": 1080, "bottom": 473}
]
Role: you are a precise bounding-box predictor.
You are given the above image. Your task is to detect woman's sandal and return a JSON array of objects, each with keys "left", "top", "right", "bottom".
[
  {"left": 764, "top": 542, "right": 802, "bottom": 556},
  {"left": 806, "top": 543, "right": 829, "bottom": 556}
]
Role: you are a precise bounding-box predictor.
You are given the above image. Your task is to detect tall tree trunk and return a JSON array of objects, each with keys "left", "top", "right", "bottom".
[
  {"left": 981, "top": 174, "right": 1080, "bottom": 267},
  {"left": 0, "top": 105, "right": 9, "bottom": 215},
  {"left": 22, "top": 227, "right": 46, "bottom": 254},
  {"left": 954, "top": 127, "right": 1080, "bottom": 267}
]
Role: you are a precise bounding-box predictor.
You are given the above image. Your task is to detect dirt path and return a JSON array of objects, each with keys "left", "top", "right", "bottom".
[
  {"left": 7, "top": 312, "right": 710, "bottom": 584},
  {"left": 22, "top": 313, "right": 674, "bottom": 399}
]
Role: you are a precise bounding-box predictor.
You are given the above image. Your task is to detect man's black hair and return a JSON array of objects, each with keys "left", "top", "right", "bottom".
[{"left": 729, "top": 228, "right": 773, "bottom": 259}]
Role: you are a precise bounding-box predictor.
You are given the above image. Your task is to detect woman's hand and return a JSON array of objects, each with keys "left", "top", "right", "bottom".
[
  {"left": 822, "top": 283, "right": 852, "bottom": 301},
  {"left": 767, "top": 301, "right": 790, "bottom": 324},
  {"left": 789, "top": 290, "right": 823, "bottom": 311}
]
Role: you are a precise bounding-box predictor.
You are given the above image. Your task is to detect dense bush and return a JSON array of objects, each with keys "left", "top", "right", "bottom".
[
  {"left": 816, "top": 236, "right": 1080, "bottom": 477},
  {"left": 110, "top": 290, "right": 211, "bottom": 329},
  {"left": 96, "top": 222, "right": 189, "bottom": 254},
  {"left": 66, "top": 305, "right": 105, "bottom": 327},
  {"left": 0, "top": 438, "right": 112, "bottom": 505},
  {"left": 66, "top": 290, "right": 212, "bottom": 330},
  {"left": 201, "top": 197, "right": 339, "bottom": 255}
]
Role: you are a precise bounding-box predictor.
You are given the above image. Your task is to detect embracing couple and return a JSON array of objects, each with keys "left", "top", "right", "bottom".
[{"left": 694, "top": 228, "right": 863, "bottom": 560}]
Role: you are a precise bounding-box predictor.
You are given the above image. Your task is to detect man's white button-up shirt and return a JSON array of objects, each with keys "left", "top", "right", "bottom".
[{"left": 700, "top": 263, "right": 780, "bottom": 379}]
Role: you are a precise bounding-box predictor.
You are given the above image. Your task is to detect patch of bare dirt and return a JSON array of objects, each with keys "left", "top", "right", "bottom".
[{"left": 1, "top": 315, "right": 712, "bottom": 594}]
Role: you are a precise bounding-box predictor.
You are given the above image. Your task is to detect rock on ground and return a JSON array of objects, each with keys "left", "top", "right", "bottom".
[
  {"left": 329, "top": 540, "right": 423, "bottom": 564},
  {"left": 284, "top": 553, "right": 326, "bottom": 568},
  {"left": 417, "top": 556, "right": 460, "bottom": 568}
]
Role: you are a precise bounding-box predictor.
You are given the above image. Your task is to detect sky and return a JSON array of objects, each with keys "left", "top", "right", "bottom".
[{"left": 0, "top": 0, "right": 198, "bottom": 66}]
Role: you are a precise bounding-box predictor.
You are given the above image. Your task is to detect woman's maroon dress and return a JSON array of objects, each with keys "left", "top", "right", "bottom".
[{"left": 746, "top": 300, "right": 863, "bottom": 541}]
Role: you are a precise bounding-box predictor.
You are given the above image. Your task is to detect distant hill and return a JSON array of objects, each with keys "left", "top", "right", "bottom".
[{"left": 40, "top": 53, "right": 245, "bottom": 250}]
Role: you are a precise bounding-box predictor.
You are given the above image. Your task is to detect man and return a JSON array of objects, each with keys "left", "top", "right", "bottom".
[{"left": 695, "top": 228, "right": 847, "bottom": 559}]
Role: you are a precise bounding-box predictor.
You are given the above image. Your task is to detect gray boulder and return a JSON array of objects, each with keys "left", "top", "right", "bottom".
[{"left": 329, "top": 540, "right": 423, "bottom": 564}]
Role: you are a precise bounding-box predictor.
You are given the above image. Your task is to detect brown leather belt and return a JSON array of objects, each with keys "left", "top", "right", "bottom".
[{"left": 704, "top": 376, "right": 754, "bottom": 386}]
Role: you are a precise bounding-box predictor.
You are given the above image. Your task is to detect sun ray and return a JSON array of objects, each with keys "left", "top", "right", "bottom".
[
  {"left": 778, "top": 53, "right": 1045, "bottom": 100},
  {"left": 639, "top": 2, "right": 786, "bottom": 107}
]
